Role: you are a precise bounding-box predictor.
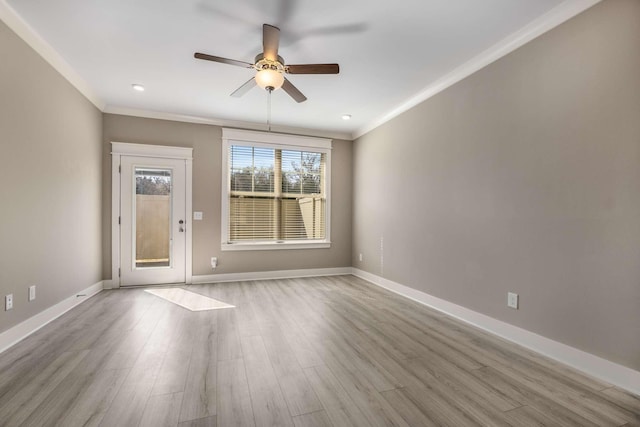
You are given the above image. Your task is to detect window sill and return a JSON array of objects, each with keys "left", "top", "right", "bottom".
[{"left": 221, "top": 241, "right": 331, "bottom": 251}]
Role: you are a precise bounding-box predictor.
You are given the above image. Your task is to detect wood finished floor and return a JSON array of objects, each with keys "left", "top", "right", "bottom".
[{"left": 0, "top": 275, "right": 639, "bottom": 427}]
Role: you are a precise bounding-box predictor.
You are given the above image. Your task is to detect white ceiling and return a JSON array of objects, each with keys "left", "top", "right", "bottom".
[{"left": 3, "top": 0, "right": 597, "bottom": 138}]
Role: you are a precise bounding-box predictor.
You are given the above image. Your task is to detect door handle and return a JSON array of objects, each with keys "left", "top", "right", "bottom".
[{"left": 179, "top": 219, "right": 185, "bottom": 232}]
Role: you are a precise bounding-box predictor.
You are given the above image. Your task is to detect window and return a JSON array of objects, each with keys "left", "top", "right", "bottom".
[{"left": 221, "top": 129, "right": 331, "bottom": 250}]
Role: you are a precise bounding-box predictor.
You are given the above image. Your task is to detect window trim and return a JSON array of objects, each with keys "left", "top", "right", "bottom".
[{"left": 221, "top": 128, "right": 332, "bottom": 251}]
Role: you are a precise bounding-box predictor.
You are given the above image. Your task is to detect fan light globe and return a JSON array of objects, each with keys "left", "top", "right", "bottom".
[{"left": 255, "top": 69, "right": 284, "bottom": 90}]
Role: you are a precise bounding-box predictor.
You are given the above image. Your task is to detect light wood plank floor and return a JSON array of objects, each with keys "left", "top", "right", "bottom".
[{"left": 0, "top": 275, "right": 638, "bottom": 426}]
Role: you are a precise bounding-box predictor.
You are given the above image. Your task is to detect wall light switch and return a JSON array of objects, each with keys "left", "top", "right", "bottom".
[
  {"left": 29, "top": 286, "right": 36, "bottom": 301},
  {"left": 193, "top": 211, "right": 203, "bottom": 220}
]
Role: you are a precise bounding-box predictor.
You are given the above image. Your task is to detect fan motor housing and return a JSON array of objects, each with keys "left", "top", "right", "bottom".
[{"left": 254, "top": 53, "right": 286, "bottom": 73}]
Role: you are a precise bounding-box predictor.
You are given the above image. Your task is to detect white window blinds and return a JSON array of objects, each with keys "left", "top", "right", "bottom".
[{"left": 227, "top": 144, "right": 327, "bottom": 244}]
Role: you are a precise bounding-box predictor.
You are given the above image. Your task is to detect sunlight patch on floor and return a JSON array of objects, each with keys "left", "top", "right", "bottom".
[{"left": 145, "top": 287, "right": 235, "bottom": 311}]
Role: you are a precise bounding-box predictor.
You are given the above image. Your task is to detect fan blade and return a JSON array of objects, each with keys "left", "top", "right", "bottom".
[
  {"left": 282, "top": 78, "right": 307, "bottom": 103},
  {"left": 230, "top": 77, "right": 257, "bottom": 97},
  {"left": 276, "top": 0, "right": 296, "bottom": 26},
  {"left": 194, "top": 53, "right": 253, "bottom": 68},
  {"left": 286, "top": 64, "right": 340, "bottom": 74},
  {"left": 263, "top": 24, "right": 280, "bottom": 61}
]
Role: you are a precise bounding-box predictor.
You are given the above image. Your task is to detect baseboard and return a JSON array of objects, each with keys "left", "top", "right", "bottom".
[
  {"left": 192, "top": 267, "right": 352, "bottom": 284},
  {"left": 351, "top": 268, "right": 640, "bottom": 396},
  {"left": 0, "top": 281, "right": 104, "bottom": 354}
]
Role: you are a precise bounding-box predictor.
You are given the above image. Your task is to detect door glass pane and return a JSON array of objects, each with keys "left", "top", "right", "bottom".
[{"left": 135, "top": 168, "right": 171, "bottom": 268}]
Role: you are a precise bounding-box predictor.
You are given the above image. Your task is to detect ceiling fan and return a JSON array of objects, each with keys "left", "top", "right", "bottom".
[{"left": 194, "top": 24, "right": 340, "bottom": 103}]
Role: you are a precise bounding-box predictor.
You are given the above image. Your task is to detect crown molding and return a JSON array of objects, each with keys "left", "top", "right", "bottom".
[
  {"left": 104, "top": 106, "right": 353, "bottom": 141},
  {"left": 0, "top": 0, "right": 105, "bottom": 110},
  {"left": 3, "top": 0, "right": 600, "bottom": 142},
  {"left": 1, "top": 0, "right": 350, "bottom": 140},
  {"left": 353, "top": 0, "right": 602, "bottom": 140}
]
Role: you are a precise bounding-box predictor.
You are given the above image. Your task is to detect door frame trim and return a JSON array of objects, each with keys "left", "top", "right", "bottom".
[{"left": 110, "top": 142, "right": 193, "bottom": 288}]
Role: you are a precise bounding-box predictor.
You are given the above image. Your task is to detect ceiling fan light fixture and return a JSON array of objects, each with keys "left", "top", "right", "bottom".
[
  {"left": 255, "top": 69, "right": 284, "bottom": 90},
  {"left": 194, "top": 23, "right": 336, "bottom": 103}
]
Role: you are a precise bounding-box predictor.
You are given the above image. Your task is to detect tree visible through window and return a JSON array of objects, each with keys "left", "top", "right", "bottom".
[{"left": 136, "top": 170, "right": 171, "bottom": 195}]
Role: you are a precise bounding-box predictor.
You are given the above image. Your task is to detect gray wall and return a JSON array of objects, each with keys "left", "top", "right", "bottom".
[
  {"left": 0, "top": 20, "right": 103, "bottom": 333},
  {"left": 102, "top": 114, "right": 352, "bottom": 279},
  {"left": 353, "top": 0, "right": 640, "bottom": 371}
]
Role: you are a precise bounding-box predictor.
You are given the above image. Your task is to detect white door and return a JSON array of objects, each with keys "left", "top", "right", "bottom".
[{"left": 120, "top": 156, "right": 187, "bottom": 286}]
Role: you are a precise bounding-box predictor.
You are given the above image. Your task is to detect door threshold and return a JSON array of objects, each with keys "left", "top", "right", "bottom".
[{"left": 118, "top": 282, "right": 187, "bottom": 289}]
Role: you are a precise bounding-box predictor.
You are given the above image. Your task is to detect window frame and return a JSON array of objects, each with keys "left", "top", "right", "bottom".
[{"left": 221, "top": 128, "right": 332, "bottom": 251}]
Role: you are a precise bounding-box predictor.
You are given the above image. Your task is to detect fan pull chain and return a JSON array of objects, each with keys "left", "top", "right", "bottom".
[{"left": 267, "top": 87, "right": 272, "bottom": 132}]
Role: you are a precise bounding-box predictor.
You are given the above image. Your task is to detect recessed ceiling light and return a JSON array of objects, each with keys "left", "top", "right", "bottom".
[
  {"left": 342, "top": 114, "right": 352, "bottom": 120},
  {"left": 132, "top": 84, "right": 145, "bottom": 92}
]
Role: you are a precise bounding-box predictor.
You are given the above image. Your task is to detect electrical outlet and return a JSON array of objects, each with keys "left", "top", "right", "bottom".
[
  {"left": 29, "top": 286, "right": 36, "bottom": 301},
  {"left": 211, "top": 257, "right": 218, "bottom": 269},
  {"left": 5, "top": 294, "right": 13, "bottom": 311},
  {"left": 507, "top": 292, "right": 519, "bottom": 309},
  {"left": 359, "top": 253, "right": 363, "bottom": 262}
]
